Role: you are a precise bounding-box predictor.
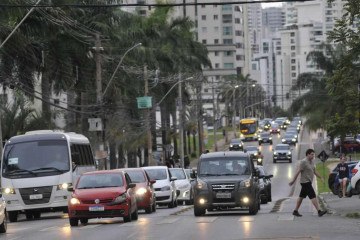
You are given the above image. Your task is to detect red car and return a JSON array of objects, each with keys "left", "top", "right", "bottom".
[
  {"left": 67, "top": 170, "right": 138, "bottom": 226},
  {"left": 123, "top": 168, "right": 157, "bottom": 213},
  {"left": 270, "top": 123, "right": 280, "bottom": 134}
]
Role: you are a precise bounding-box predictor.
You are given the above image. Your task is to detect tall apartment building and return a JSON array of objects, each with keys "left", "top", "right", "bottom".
[
  {"left": 275, "top": 0, "right": 344, "bottom": 109},
  {"left": 123, "top": 1, "right": 247, "bottom": 125},
  {"left": 262, "top": 7, "right": 285, "bottom": 39}
]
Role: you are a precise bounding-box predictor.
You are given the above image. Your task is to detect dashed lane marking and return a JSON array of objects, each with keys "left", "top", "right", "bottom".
[
  {"left": 156, "top": 217, "right": 180, "bottom": 224},
  {"left": 270, "top": 198, "right": 288, "bottom": 213},
  {"left": 196, "top": 217, "right": 217, "bottom": 223},
  {"left": 277, "top": 215, "right": 295, "bottom": 221}
]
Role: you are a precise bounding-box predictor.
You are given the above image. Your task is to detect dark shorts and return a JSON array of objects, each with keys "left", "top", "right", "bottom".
[{"left": 299, "top": 182, "right": 316, "bottom": 199}]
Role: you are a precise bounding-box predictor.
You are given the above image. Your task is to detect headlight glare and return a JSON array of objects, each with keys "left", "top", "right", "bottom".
[
  {"left": 136, "top": 188, "right": 147, "bottom": 195},
  {"left": 57, "top": 183, "right": 72, "bottom": 190},
  {"left": 240, "top": 179, "right": 251, "bottom": 188},
  {"left": 70, "top": 197, "right": 80, "bottom": 205},
  {"left": 3, "top": 188, "right": 16, "bottom": 194}
]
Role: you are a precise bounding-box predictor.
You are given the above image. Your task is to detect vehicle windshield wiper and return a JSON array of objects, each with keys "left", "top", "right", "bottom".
[
  {"left": 31, "top": 167, "right": 66, "bottom": 173},
  {"left": 220, "top": 173, "right": 240, "bottom": 176},
  {"left": 199, "top": 173, "right": 222, "bottom": 176},
  {"left": 6, "top": 169, "right": 37, "bottom": 176}
]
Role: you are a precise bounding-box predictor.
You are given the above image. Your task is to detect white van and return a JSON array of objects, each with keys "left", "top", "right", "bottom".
[
  {"left": 1, "top": 130, "right": 96, "bottom": 222},
  {"left": 142, "top": 166, "right": 178, "bottom": 208}
]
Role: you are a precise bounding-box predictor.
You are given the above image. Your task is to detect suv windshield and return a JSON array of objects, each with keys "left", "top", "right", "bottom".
[
  {"left": 275, "top": 145, "right": 289, "bottom": 151},
  {"left": 199, "top": 157, "right": 250, "bottom": 176},
  {"left": 127, "top": 170, "right": 146, "bottom": 183},
  {"left": 2, "top": 140, "right": 70, "bottom": 178}
]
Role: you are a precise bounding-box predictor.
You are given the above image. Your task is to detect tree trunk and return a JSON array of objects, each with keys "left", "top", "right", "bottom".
[
  {"left": 192, "top": 132, "right": 197, "bottom": 155},
  {"left": 127, "top": 151, "right": 137, "bottom": 167},
  {"left": 117, "top": 144, "right": 125, "bottom": 168},
  {"left": 41, "top": 75, "right": 52, "bottom": 125},
  {"left": 187, "top": 130, "right": 191, "bottom": 155}
]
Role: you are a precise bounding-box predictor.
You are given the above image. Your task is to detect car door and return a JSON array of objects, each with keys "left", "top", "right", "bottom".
[{"left": 125, "top": 173, "right": 137, "bottom": 211}]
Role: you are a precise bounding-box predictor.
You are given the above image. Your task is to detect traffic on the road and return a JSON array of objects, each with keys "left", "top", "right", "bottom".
[{"left": 1, "top": 117, "right": 360, "bottom": 239}]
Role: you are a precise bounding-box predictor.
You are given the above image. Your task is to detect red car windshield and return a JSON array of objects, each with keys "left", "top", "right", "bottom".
[{"left": 77, "top": 173, "right": 124, "bottom": 189}]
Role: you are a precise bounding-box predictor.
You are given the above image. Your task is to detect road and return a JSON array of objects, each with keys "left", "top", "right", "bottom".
[{"left": 3, "top": 128, "right": 360, "bottom": 240}]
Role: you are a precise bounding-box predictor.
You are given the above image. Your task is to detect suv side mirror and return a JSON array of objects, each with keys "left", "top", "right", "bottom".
[
  {"left": 170, "top": 177, "right": 177, "bottom": 181},
  {"left": 67, "top": 187, "right": 74, "bottom": 192},
  {"left": 190, "top": 169, "right": 197, "bottom": 178}
]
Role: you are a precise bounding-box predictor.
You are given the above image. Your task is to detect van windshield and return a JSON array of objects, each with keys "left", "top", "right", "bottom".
[
  {"left": 2, "top": 140, "right": 70, "bottom": 178},
  {"left": 199, "top": 157, "right": 250, "bottom": 176}
]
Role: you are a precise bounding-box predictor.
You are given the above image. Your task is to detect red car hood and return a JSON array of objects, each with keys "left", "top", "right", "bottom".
[{"left": 74, "top": 187, "right": 126, "bottom": 200}]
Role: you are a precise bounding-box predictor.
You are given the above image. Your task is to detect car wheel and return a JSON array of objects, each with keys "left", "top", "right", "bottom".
[
  {"left": 80, "top": 218, "right": 88, "bottom": 225},
  {"left": 333, "top": 183, "right": 340, "bottom": 195},
  {"left": 152, "top": 199, "right": 157, "bottom": 212},
  {"left": 194, "top": 206, "right": 206, "bottom": 216},
  {"left": 123, "top": 211, "right": 132, "bottom": 223},
  {"left": 145, "top": 204, "right": 152, "bottom": 214},
  {"left": 289, "top": 158, "right": 292, "bottom": 163},
  {"left": 69, "top": 218, "right": 79, "bottom": 227},
  {"left": 8, "top": 211, "right": 18, "bottom": 222},
  {"left": 355, "top": 181, "right": 360, "bottom": 194},
  {"left": 249, "top": 199, "right": 259, "bottom": 215},
  {"left": 259, "top": 142, "right": 261, "bottom": 146},
  {"left": 174, "top": 199, "right": 178, "bottom": 207},
  {"left": 270, "top": 141, "right": 273, "bottom": 145},
  {"left": 131, "top": 207, "right": 138, "bottom": 221},
  {"left": 268, "top": 190, "right": 272, "bottom": 202},
  {"left": 0, "top": 211, "right": 7, "bottom": 233},
  {"left": 260, "top": 195, "right": 268, "bottom": 204},
  {"left": 273, "top": 159, "right": 276, "bottom": 163}
]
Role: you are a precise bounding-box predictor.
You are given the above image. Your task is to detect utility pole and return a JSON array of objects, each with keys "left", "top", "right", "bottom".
[
  {"left": 144, "top": 65, "right": 154, "bottom": 166},
  {"left": 178, "top": 73, "right": 185, "bottom": 168},
  {"left": 94, "top": 33, "right": 107, "bottom": 170},
  {"left": 196, "top": 82, "right": 204, "bottom": 155}
]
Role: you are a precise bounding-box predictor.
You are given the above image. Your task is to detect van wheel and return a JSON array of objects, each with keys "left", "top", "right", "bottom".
[
  {"left": 25, "top": 211, "right": 34, "bottom": 220},
  {"left": 123, "top": 211, "right": 132, "bottom": 223},
  {"left": 8, "top": 211, "right": 18, "bottom": 222},
  {"left": 33, "top": 212, "right": 41, "bottom": 219},
  {"left": 145, "top": 205, "right": 152, "bottom": 214}
]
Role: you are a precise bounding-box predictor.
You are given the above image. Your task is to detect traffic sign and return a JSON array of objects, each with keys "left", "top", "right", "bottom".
[
  {"left": 317, "top": 150, "right": 329, "bottom": 162},
  {"left": 137, "top": 96, "right": 152, "bottom": 109}
]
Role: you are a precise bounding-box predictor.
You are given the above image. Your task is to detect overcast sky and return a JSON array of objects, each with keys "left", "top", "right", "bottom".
[{"left": 261, "top": 2, "right": 283, "bottom": 8}]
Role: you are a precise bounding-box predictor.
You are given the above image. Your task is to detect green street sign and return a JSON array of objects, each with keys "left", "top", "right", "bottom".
[{"left": 137, "top": 96, "right": 152, "bottom": 109}]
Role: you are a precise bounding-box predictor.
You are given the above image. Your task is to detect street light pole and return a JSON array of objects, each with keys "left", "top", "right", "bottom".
[
  {"left": 178, "top": 73, "right": 184, "bottom": 168},
  {"left": 212, "top": 78, "right": 218, "bottom": 151},
  {"left": 232, "top": 85, "right": 239, "bottom": 138}
]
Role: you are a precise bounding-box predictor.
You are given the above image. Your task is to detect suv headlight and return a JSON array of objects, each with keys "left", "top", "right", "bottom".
[
  {"left": 230, "top": 144, "right": 233, "bottom": 147},
  {"left": 282, "top": 139, "right": 285, "bottom": 142},
  {"left": 240, "top": 179, "right": 251, "bottom": 188},
  {"left": 70, "top": 197, "right": 80, "bottom": 205},
  {"left": 273, "top": 151, "right": 277, "bottom": 155},
  {"left": 288, "top": 151, "right": 292, "bottom": 155},
  {"left": 2, "top": 188, "right": 16, "bottom": 194}
]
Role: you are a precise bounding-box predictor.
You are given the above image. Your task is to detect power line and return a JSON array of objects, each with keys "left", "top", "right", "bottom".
[{"left": 0, "top": 1, "right": 314, "bottom": 8}]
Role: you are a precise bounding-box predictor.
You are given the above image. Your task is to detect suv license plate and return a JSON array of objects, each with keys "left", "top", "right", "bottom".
[
  {"left": 216, "top": 192, "right": 231, "bottom": 198},
  {"left": 89, "top": 206, "right": 104, "bottom": 211},
  {"left": 29, "top": 194, "right": 43, "bottom": 200}
]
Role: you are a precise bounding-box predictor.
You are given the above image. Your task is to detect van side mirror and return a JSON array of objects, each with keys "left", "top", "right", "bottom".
[
  {"left": 170, "top": 177, "right": 177, "bottom": 181},
  {"left": 67, "top": 187, "right": 74, "bottom": 192},
  {"left": 128, "top": 183, "right": 136, "bottom": 189}
]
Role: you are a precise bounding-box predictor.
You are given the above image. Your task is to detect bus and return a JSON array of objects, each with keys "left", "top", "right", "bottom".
[
  {"left": 1, "top": 130, "right": 96, "bottom": 222},
  {"left": 239, "top": 118, "right": 259, "bottom": 141}
]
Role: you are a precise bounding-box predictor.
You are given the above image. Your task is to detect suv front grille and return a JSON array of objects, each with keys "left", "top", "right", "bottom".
[
  {"left": 211, "top": 184, "right": 236, "bottom": 203},
  {"left": 212, "top": 184, "right": 235, "bottom": 190}
]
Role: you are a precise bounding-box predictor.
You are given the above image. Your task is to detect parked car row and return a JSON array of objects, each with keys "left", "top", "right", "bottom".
[{"left": 67, "top": 166, "right": 194, "bottom": 227}]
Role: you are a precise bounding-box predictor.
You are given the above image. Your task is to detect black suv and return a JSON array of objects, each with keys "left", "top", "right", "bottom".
[
  {"left": 229, "top": 138, "right": 244, "bottom": 151},
  {"left": 193, "top": 152, "right": 260, "bottom": 216}
]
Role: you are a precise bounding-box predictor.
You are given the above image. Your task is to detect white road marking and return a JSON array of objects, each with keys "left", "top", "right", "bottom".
[
  {"left": 196, "top": 217, "right": 217, "bottom": 223},
  {"left": 277, "top": 215, "right": 294, "bottom": 221},
  {"left": 78, "top": 224, "right": 102, "bottom": 229},
  {"left": 156, "top": 217, "right": 179, "bottom": 224}
]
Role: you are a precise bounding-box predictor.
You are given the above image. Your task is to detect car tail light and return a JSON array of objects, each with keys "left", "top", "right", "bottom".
[{"left": 352, "top": 168, "right": 358, "bottom": 175}]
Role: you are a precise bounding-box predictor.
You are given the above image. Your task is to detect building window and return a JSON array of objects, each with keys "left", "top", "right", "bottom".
[
  {"left": 291, "top": 59, "right": 296, "bottom": 63},
  {"left": 292, "top": 73, "right": 297, "bottom": 77},
  {"left": 204, "top": 88, "right": 209, "bottom": 93},
  {"left": 235, "top": 30, "right": 242, "bottom": 36},
  {"left": 291, "top": 66, "right": 296, "bottom": 70},
  {"left": 139, "top": 10, "right": 146, "bottom": 15},
  {"left": 215, "top": 63, "right": 220, "bottom": 68},
  {"left": 222, "top": 5, "right": 232, "bottom": 11},
  {"left": 202, "top": 39, "right": 207, "bottom": 44},
  {"left": 291, "top": 46, "right": 296, "bottom": 50},
  {"left": 216, "top": 76, "right": 220, "bottom": 80},
  {"left": 235, "top": 18, "right": 240, "bottom": 24},
  {"left": 223, "top": 39, "right": 233, "bottom": 44},
  {"left": 214, "top": 26, "right": 219, "bottom": 32},
  {"left": 202, "top": 15, "right": 206, "bottom": 20},
  {"left": 224, "top": 51, "right": 233, "bottom": 56},
  {"left": 214, "top": 39, "right": 219, "bottom": 44},
  {"left": 236, "top": 55, "right": 244, "bottom": 61},
  {"left": 222, "top": 14, "right": 232, "bottom": 23},
  {"left": 223, "top": 26, "right": 232, "bottom": 35},
  {"left": 213, "top": 4, "right": 218, "bottom": 8},
  {"left": 290, "top": 32, "right": 295, "bottom": 37},
  {"left": 224, "top": 63, "right": 234, "bottom": 68},
  {"left": 202, "top": 27, "right": 207, "bottom": 33},
  {"left": 201, "top": 4, "right": 205, "bottom": 8},
  {"left": 214, "top": 51, "right": 219, "bottom": 56},
  {"left": 214, "top": 15, "right": 218, "bottom": 20},
  {"left": 291, "top": 52, "right": 296, "bottom": 57},
  {"left": 291, "top": 39, "right": 295, "bottom": 44}
]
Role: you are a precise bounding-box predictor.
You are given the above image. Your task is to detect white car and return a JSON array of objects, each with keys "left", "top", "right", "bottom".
[
  {"left": 169, "top": 168, "right": 192, "bottom": 205},
  {"left": 142, "top": 166, "right": 178, "bottom": 208},
  {"left": 0, "top": 193, "right": 7, "bottom": 233},
  {"left": 350, "top": 161, "right": 360, "bottom": 194}
]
